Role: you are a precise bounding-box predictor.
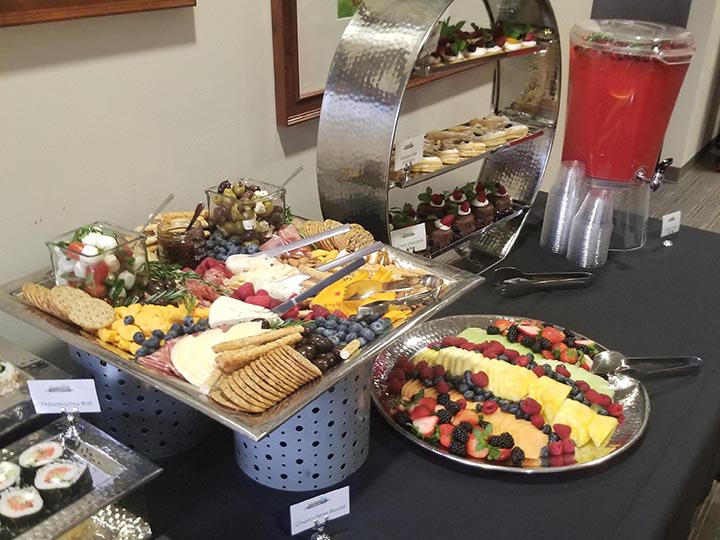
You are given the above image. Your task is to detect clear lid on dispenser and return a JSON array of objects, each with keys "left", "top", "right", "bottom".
[{"left": 570, "top": 19, "right": 695, "bottom": 64}]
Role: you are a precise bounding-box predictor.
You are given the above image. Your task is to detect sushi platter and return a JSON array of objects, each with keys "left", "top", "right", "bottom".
[
  {"left": 0, "top": 416, "right": 161, "bottom": 539},
  {"left": 0, "top": 338, "right": 68, "bottom": 441}
]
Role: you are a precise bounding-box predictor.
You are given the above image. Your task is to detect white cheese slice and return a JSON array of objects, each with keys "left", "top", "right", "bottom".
[{"left": 209, "top": 296, "right": 279, "bottom": 329}]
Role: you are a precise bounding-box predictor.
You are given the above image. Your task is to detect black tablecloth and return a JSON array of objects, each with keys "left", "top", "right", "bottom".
[{"left": 146, "top": 204, "right": 720, "bottom": 540}]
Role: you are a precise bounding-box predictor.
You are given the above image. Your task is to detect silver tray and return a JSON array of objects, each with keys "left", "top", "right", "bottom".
[
  {"left": 59, "top": 505, "right": 151, "bottom": 540},
  {"left": 1, "top": 417, "right": 161, "bottom": 540},
  {"left": 0, "top": 337, "right": 69, "bottom": 439},
  {"left": 372, "top": 314, "right": 650, "bottom": 474},
  {"left": 0, "top": 246, "right": 481, "bottom": 441}
]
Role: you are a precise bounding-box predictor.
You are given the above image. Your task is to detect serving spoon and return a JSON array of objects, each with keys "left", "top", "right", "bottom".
[{"left": 591, "top": 350, "right": 702, "bottom": 379}]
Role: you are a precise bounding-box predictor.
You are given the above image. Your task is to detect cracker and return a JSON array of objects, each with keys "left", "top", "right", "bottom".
[
  {"left": 264, "top": 354, "right": 310, "bottom": 386},
  {"left": 209, "top": 389, "right": 240, "bottom": 410},
  {"left": 277, "top": 346, "right": 323, "bottom": 378},
  {"left": 236, "top": 368, "right": 286, "bottom": 402},
  {"left": 226, "top": 375, "right": 273, "bottom": 409},
  {"left": 66, "top": 298, "right": 115, "bottom": 330},
  {"left": 251, "top": 360, "right": 299, "bottom": 394},
  {"left": 215, "top": 333, "right": 304, "bottom": 374},
  {"left": 213, "top": 325, "right": 302, "bottom": 353},
  {"left": 219, "top": 379, "right": 265, "bottom": 413}
]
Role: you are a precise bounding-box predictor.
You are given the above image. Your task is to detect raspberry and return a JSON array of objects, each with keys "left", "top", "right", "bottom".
[
  {"left": 585, "top": 389, "right": 602, "bottom": 404},
  {"left": 617, "top": 414, "right": 626, "bottom": 424},
  {"left": 530, "top": 414, "right": 545, "bottom": 429},
  {"left": 387, "top": 379, "right": 403, "bottom": 395},
  {"left": 549, "top": 455, "right": 565, "bottom": 467},
  {"left": 520, "top": 398, "right": 542, "bottom": 416},
  {"left": 418, "top": 367, "right": 434, "bottom": 380},
  {"left": 469, "top": 371, "right": 489, "bottom": 388},
  {"left": 553, "top": 423, "right": 572, "bottom": 440},
  {"left": 606, "top": 403, "right": 623, "bottom": 417},
  {"left": 435, "top": 380, "right": 450, "bottom": 394},
  {"left": 481, "top": 400, "right": 498, "bottom": 415},
  {"left": 532, "top": 365, "right": 545, "bottom": 377},
  {"left": 488, "top": 432, "right": 514, "bottom": 449},
  {"left": 515, "top": 355, "right": 531, "bottom": 367},
  {"left": 403, "top": 363, "right": 415, "bottom": 374},
  {"left": 456, "top": 399, "right": 467, "bottom": 410},
  {"left": 563, "top": 453, "right": 577, "bottom": 466},
  {"left": 415, "top": 361, "right": 428, "bottom": 372},
  {"left": 576, "top": 380, "right": 590, "bottom": 393},
  {"left": 562, "top": 439, "right": 575, "bottom": 454},
  {"left": 598, "top": 393, "right": 612, "bottom": 407},
  {"left": 511, "top": 447, "right": 525, "bottom": 466},
  {"left": 475, "top": 341, "right": 490, "bottom": 351},
  {"left": 503, "top": 349, "right": 520, "bottom": 361},
  {"left": 548, "top": 441, "right": 564, "bottom": 456},
  {"left": 388, "top": 368, "right": 405, "bottom": 381},
  {"left": 442, "top": 336, "right": 457, "bottom": 347},
  {"left": 456, "top": 337, "right": 469, "bottom": 347},
  {"left": 432, "top": 365, "right": 446, "bottom": 378},
  {"left": 556, "top": 365, "right": 571, "bottom": 378},
  {"left": 460, "top": 342, "right": 476, "bottom": 350}
]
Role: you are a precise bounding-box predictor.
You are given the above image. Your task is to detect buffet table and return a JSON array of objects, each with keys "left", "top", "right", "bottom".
[{"left": 143, "top": 202, "right": 720, "bottom": 540}]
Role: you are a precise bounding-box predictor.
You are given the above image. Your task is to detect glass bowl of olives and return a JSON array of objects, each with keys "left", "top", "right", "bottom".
[{"left": 205, "top": 179, "right": 287, "bottom": 246}]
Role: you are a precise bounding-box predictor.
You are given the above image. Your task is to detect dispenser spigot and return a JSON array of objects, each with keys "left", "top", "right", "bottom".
[{"left": 636, "top": 158, "right": 673, "bottom": 191}]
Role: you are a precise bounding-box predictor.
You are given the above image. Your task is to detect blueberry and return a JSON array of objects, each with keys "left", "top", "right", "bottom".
[
  {"left": 542, "top": 425, "right": 552, "bottom": 435},
  {"left": 327, "top": 314, "right": 338, "bottom": 322},
  {"left": 433, "top": 376, "right": 444, "bottom": 385},
  {"left": 360, "top": 328, "right": 375, "bottom": 342},
  {"left": 151, "top": 329, "right": 165, "bottom": 339},
  {"left": 515, "top": 410, "right": 525, "bottom": 419},
  {"left": 508, "top": 405, "right": 519, "bottom": 415},
  {"left": 540, "top": 446, "right": 549, "bottom": 458},
  {"left": 497, "top": 354, "right": 509, "bottom": 361},
  {"left": 422, "top": 378, "right": 434, "bottom": 387},
  {"left": 123, "top": 315, "right": 135, "bottom": 325},
  {"left": 572, "top": 394, "right": 584, "bottom": 402},
  {"left": 527, "top": 353, "right": 535, "bottom": 361},
  {"left": 315, "top": 316, "right": 326, "bottom": 325},
  {"left": 227, "top": 246, "right": 240, "bottom": 256},
  {"left": 458, "top": 383, "right": 469, "bottom": 393},
  {"left": 500, "top": 403, "right": 510, "bottom": 412},
  {"left": 135, "top": 347, "right": 151, "bottom": 357},
  {"left": 211, "top": 231, "right": 222, "bottom": 241},
  {"left": 598, "top": 409, "right": 610, "bottom": 416},
  {"left": 543, "top": 364, "right": 552, "bottom": 374},
  {"left": 216, "top": 253, "right": 228, "bottom": 261},
  {"left": 484, "top": 391, "right": 494, "bottom": 400},
  {"left": 348, "top": 315, "right": 357, "bottom": 323},
  {"left": 358, "top": 337, "right": 367, "bottom": 347},
  {"left": 382, "top": 317, "right": 392, "bottom": 328},
  {"left": 566, "top": 378, "right": 574, "bottom": 386},
  {"left": 246, "top": 244, "right": 259, "bottom": 254},
  {"left": 328, "top": 335, "right": 341, "bottom": 346},
  {"left": 132, "top": 332, "right": 145, "bottom": 345},
  {"left": 472, "top": 393, "right": 484, "bottom": 402},
  {"left": 348, "top": 323, "right": 362, "bottom": 335},
  {"left": 581, "top": 398, "right": 591, "bottom": 406},
  {"left": 144, "top": 335, "right": 161, "bottom": 348},
  {"left": 370, "top": 320, "right": 385, "bottom": 335},
  {"left": 325, "top": 320, "right": 338, "bottom": 330},
  {"left": 463, "top": 390, "right": 475, "bottom": 400},
  {"left": 215, "top": 246, "right": 227, "bottom": 255},
  {"left": 463, "top": 370, "right": 473, "bottom": 385},
  {"left": 206, "top": 240, "right": 216, "bottom": 249},
  {"left": 335, "top": 331, "right": 346, "bottom": 341},
  {"left": 196, "top": 319, "right": 209, "bottom": 331},
  {"left": 183, "top": 316, "right": 195, "bottom": 326},
  {"left": 570, "top": 386, "right": 580, "bottom": 396},
  {"left": 346, "top": 332, "right": 358, "bottom": 342},
  {"left": 556, "top": 375, "right": 567, "bottom": 384},
  {"left": 170, "top": 323, "right": 182, "bottom": 334},
  {"left": 183, "top": 324, "right": 194, "bottom": 334},
  {"left": 165, "top": 330, "right": 178, "bottom": 340}
]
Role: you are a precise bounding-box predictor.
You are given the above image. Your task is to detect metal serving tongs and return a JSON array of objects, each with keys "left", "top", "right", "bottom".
[
  {"left": 258, "top": 224, "right": 351, "bottom": 258},
  {"left": 591, "top": 350, "right": 702, "bottom": 379},
  {"left": 356, "top": 285, "right": 442, "bottom": 320},
  {"left": 492, "top": 266, "right": 593, "bottom": 298}
]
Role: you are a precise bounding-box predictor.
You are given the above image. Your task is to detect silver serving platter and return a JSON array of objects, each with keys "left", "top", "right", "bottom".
[
  {"left": 0, "top": 246, "right": 481, "bottom": 441},
  {"left": 1, "top": 417, "right": 161, "bottom": 540},
  {"left": 59, "top": 504, "right": 152, "bottom": 540},
  {"left": 0, "top": 337, "right": 69, "bottom": 439},
  {"left": 372, "top": 314, "right": 650, "bottom": 474}
]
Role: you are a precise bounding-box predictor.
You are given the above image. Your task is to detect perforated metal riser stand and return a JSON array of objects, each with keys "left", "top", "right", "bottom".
[
  {"left": 234, "top": 364, "right": 371, "bottom": 492},
  {"left": 70, "top": 347, "right": 212, "bottom": 460}
]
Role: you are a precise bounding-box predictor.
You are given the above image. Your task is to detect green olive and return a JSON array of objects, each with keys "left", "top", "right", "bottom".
[
  {"left": 230, "top": 205, "right": 242, "bottom": 221},
  {"left": 232, "top": 184, "right": 246, "bottom": 197}
]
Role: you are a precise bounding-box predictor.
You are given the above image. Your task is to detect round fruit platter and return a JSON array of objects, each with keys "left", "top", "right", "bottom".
[{"left": 371, "top": 315, "right": 650, "bottom": 474}]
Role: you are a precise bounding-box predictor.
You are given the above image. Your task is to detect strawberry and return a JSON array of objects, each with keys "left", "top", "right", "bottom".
[
  {"left": 311, "top": 304, "right": 331, "bottom": 317},
  {"left": 432, "top": 364, "right": 446, "bottom": 378},
  {"left": 412, "top": 415, "right": 439, "bottom": 438},
  {"left": 532, "top": 365, "right": 545, "bottom": 377},
  {"left": 282, "top": 306, "right": 299, "bottom": 319},
  {"left": 494, "top": 319, "right": 514, "bottom": 332},
  {"left": 555, "top": 365, "right": 571, "bottom": 378},
  {"left": 268, "top": 297, "right": 283, "bottom": 309},
  {"left": 452, "top": 409, "right": 480, "bottom": 426},
  {"left": 548, "top": 441, "right": 564, "bottom": 456},
  {"left": 553, "top": 424, "right": 572, "bottom": 440},
  {"left": 606, "top": 402, "right": 623, "bottom": 417},
  {"left": 418, "top": 397, "right": 437, "bottom": 412},
  {"left": 245, "top": 295, "right": 271, "bottom": 309},
  {"left": 402, "top": 362, "right": 415, "bottom": 374},
  {"left": 442, "top": 336, "right": 457, "bottom": 347},
  {"left": 481, "top": 400, "right": 498, "bottom": 415},
  {"left": 574, "top": 339, "right": 595, "bottom": 347},
  {"left": 494, "top": 36, "right": 507, "bottom": 47},
  {"left": 387, "top": 368, "right": 405, "bottom": 381},
  {"left": 517, "top": 324, "right": 540, "bottom": 337},
  {"left": 541, "top": 350, "right": 556, "bottom": 360},
  {"left": 438, "top": 424, "right": 454, "bottom": 448},
  {"left": 233, "top": 282, "right": 255, "bottom": 301},
  {"left": 492, "top": 448, "right": 512, "bottom": 461},
  {"left": 562, "top": 439, "right": 575, "bottom": 454},
  {"left": 456, "top": 399, "right": 468, "bottom": 410},
  {"left": 524, "top": 31, "right": 536, "bottom": 41},
  {"left": 333, "top": 310, "right": 348, "bottom": 319},
  {"left": 255, "top": 289, "right": 269, "bottom": 296},
  {"left": 520, "top": 398, "right": 541, "bottom": 416},
  {"left": 455, "top": 337, "right": 469, "bottom": 347},
  {"left": 541, "top": 326, "right": 565, "bottom": 344},
  {"left": 560, "top": 348, "right": 580, "bottom": 364},
  {"left": 386, "top": 379, "right": 404, "bottom": 395},
  {"left": 551, "top": 343, "right": 568, "bottom": 358},
  {"left": 475, "top": 341, "right": 490, "bottom": 352},
  {"left": 467, "top": 434, "right": 490, "bottom": 459},
  {"left": 410, "top": 405, "right": 431, "bottom": 421},
  {"left": 434, "top": 380, "right": 450, "bottom": 394},
  {"left": 530, "top": 414, "right": 545, "bottom": 429},
  {"left": 580, "top": 363, "right": 591, "bottom": 371},
  {"left": 469, "top": 371, "right": 489, "bottom": 388}
]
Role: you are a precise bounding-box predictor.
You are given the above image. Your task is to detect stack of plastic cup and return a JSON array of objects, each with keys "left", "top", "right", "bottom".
[
  {"left": 540, "top": 160, "right": 588, "bottom": 254},
  {"left": 566, "top": 185, "right": 615, "bottom": 268}
]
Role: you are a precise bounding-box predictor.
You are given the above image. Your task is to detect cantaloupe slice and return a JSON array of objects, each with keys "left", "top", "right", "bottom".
[{"left": 484, "top": 410, "right": 549, "bottom": 459}]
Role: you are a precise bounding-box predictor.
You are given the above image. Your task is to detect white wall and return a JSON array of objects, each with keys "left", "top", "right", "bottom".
[
  {"left": 663, "top": 0, "right": 720, "bottom": 167},
  {"left": 0, "top": 0, "right": 590, "bottom": 359}
]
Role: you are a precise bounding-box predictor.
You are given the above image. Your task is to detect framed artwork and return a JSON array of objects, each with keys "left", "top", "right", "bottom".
[
  {"left": 0, "top": 0, "right": 196, "bottom": 28},
  {"left": 272, "top": 0, "right": 489, "bottom": 127}
]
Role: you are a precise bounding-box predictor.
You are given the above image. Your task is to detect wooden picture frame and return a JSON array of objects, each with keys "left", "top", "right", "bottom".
[
  {"left": 271, "top": 0, "right": 494, "bottom": 127},
  {"left": 0, "top": 0, "right": 196, "bottom": 28}
]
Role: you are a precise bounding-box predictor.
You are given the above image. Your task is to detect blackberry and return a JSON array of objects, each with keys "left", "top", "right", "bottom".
[
  {"left": 446, "top": 401, "right": 461, "bottom": 415},
  {"left": 564, "top": 330, "right": 576, "bottom": 338},
  {"left": 437, "top": 392, "right": 451, "bottom": 406},
  {"left": 563, "top": 337, "right": 576, "bottom": 348},
  {"left": 506, "top": 326, "right": 519, "bottom": 343},
  {"left": 538, "top": 337, "right": 552, "bottom": 350},
  {"left": 542, "top": 322, "right": 553, "bottom": 327},
  {"left": 486, "top": 325, "right": 500, "bottom": 335},
  {"left": 511, "top": 447, "right": 525, "bottom": 466},
  {"left": 393, "top": 411, "right": 411, "bottom": 428},
  {"left": 436, "top": 409, "right": 453, "bottom": 424},
  {"left": 541, "top": 425, "right": 552, "bottom": 435},
  {"left": 520, "top": 336, "right": 535, "bottom": 348},
  {"left": 488, "top": 432, "right": 515, "bottom": 449},
  {"left": 449, "top": 440, "right": 467, "bottom": 456},
  {"left": 458, "top": 421, "right": 474, "bottom": 432},
  {"left": 576, "top": 344, "right": 591, "bottom": 355},
  {"left": 530, "top": 340, "right": 543, "bottom": 353},
  {"left": 452, "top": 426, "right": 469, "bottom": 443}
]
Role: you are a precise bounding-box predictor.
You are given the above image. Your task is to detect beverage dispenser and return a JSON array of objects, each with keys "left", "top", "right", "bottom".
[{"left": 562, "top": 20, "right": 695, "bottom": 250}]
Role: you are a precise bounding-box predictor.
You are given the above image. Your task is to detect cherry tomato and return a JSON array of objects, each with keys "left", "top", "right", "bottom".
[
  {"left": 83, "top": 282, "right": 107, "bottom": 298},
  {"left": 90, "top": 261, "right": 110, "bottom": 284},
  {"left": 64, "top": 241, "right": 84, "bottom": 260}
]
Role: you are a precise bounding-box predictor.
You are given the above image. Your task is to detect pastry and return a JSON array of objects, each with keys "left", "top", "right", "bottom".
[
  {"left": 448, "top": 189, "right": 466, "bottom": 206},
  {"left": 454, "top": 140, "right": 486, "bottom": 157},
  {"left": 429, "top": 215, "right": 455, "bottom": 248},
  {"left": 477, "top": 130, "right": 507, "bottom": 147},
  {"left": 504, "top": 37, "right": 522, "bottom": 51},
  {"left": 503, "top": 123, "right": 529, "bottom": 140},
  {"left": 463, "top": 43, "right": 487, "bottom": 59},
  {"left": 492, "top": 183, "right": 513, "bottom": 214},
  {"left": 472, "top": 114, "right": 510, "bottom": 130},
  {"left": 410, "top": 156, "right": 443, "bottom": 173},
  {"left": 454, "top": 201, "right": 476, "bottom": 237},
  {"left": 472, "top": 192, "right": 495, "bottom": 228},
  {"left": 429, "top": 193, "right": 448, "bottom": 217},
  {"left": 416, "top": 188, "right": 434, "bottom": 221},
  {"left": 441, "top": 46, "right": 463, "bottom": 64},
  {"left": 426, "top": 130, "right": 464, "bottom": 141},
  {"left": 522, "top": 32, "right": 537, "bottom": 48},
  {"left": 435, "top": 148, "right": 461, "bottom": 165}
]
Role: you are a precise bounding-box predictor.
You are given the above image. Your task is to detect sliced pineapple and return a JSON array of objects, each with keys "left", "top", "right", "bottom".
[
  {"left": 588, "top": 414, "right": 619, "bottom": 447},
  {"left": 554, "top": 399, "right": 596, "bottom": 447}
]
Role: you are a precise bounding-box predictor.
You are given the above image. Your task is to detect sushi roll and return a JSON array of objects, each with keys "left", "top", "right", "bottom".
[
  {"left": 33, "top": 459, "right": 91, "bottom": 509},
  {"left": 18, "top": 441, "right": 64, "bottom": 484},
  {"left": 0, "top": 487, "right": 44, "bottom": 529},
  {"left": 0, "top": 462, "right": 20, "bottom": 492}
]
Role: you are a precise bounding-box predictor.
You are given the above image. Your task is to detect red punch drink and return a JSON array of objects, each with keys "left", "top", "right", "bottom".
[{"left": 562, "top": 20, "right": 694, "bottom": 182}]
